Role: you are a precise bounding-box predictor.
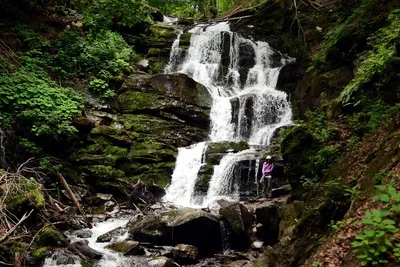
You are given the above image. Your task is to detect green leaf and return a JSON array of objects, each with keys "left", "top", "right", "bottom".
[{"left": 374, "top": 193, "right": 390, "bottom": 203}]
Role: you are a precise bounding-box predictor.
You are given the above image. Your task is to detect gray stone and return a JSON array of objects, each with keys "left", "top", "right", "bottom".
[
  {"left": 75, "top": 229, "right": 92, "bottom": 238},
  {"left": 129, "top": 208, "right": 222, "bottom": 255},
  {"left": 96, "top": 226, "right": 126, "bottom": 243},
  {"left": 106, "top": 240, "right": 145, "bottom": 255},
  {"left": 172, "top": 244, "right": 199, "bottom": 264},
  {"left": 219, "top": 202, "right": 253, "bottom": 250},
  {"left": 148, "top": 256, "right": 175, "bottom": 267}
]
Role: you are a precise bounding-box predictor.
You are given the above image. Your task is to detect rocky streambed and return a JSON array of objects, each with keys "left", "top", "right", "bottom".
[{"left": 41, "top": 186, "right": 293, "bottom": 267}]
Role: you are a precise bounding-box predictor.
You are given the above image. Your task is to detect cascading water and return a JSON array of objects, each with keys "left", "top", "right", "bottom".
[
  {"left": 164, "top": 22, "right": 293, "bottom": 207},
  {"left": 164, "top": 142, "right": 206, "bottom": 206}
]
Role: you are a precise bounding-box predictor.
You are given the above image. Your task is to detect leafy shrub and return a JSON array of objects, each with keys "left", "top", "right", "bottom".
[
  {"left": 13, "top": 24, "right": 51, "bottom": 50},
  {"left": 339, "top": 9, "right": 400, "bottom": 103},
  {"left": 54, "top": 30, "right": 86, "bottom": 77},
  {"left": 82, "top": 31, "right": 132, "bottom": 78},
  {"left": 77, "top": 0, "right": 149, "bottom": 31},
  {"left": 55, "top": 30, "right": 133, "bottom": 80},
  {"left": 352, "top": 183, "right": 400, "bottom": 266},
  {"left": 0, "top": 68, "right": 82, "bottom": 138}
]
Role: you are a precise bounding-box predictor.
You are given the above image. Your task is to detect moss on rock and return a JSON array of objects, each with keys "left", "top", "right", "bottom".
[
  {"left": 36, "top": 225, "right": 67, "bottom": 247},
  {"left": 32, "top": 247, "right": 49, "bottom": 261},
  {"left": 81, "top": 165, "right": 125, "bottom": 180},
  {"left": 5, "top": 178, "right": 45, "bottom": 214}
]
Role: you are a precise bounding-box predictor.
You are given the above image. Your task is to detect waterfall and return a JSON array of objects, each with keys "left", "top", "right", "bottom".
[
  {"left": 164, "top": 142, "right": 206, "bottom": 206},
  {"left": 163, "top": 22, "right": 293, "bottom": 207}
]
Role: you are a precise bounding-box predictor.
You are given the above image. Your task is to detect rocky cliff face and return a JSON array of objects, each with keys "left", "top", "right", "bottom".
[{"left": 70, "top": 73, "right": 211, "bottom": 195}]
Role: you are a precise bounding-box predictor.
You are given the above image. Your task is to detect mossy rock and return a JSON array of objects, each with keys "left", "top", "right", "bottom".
[
  {"left": 281, "top": 126, "right": 316, "bottom": 185},
  {"left": 130, "top": 172, "right": 170, "bottom": 188},
  {"left": 179, "top": 32, "right": 192, "bottom": 45},
  {"left": 5, "top": 177, "right": 45, "bottom": 214},
  {"left": 278, "top": 201, "right": 304, "bottom": 241},
  {"left": 36, "top": 225, "right": 67, "bottom": 247},
  {"left": 194, "top": 174, "right": 212, "bottom": 194},
  {"left": 198, "top": 164, "right": 214, "bottom": 175},
  {"left": 81, "top": 165, "right": 125, "bottom": 180},
  {"left": 206, "top": 141, "right": 249, "bottom": 154},
  {"left": 0, "top": 241, "right": 29, "bottom": 262},
  {"left": 148, "top": 24, "right": 178, "bottom": 41},
  {"left": 32, "top": 247, "right": 49, "bottom": 261},
  {"left": 205, "top": 153, "right": 225, "bottom": 165},
  {"left": 90, "top": 126, "right": 133, "bottom": 146},
  {"left": 70, "top": 155, "right": 121, "bottom": 167},
  {"left": 116, "top": 90, "right": 164, "bottom": 112}
]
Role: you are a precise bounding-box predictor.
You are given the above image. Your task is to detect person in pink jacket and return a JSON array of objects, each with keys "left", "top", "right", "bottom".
[{"left": 260, "top": 155, "right": 274, "bottom": 197}]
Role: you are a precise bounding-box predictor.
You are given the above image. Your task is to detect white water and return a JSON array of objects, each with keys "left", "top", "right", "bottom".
[
  {"left": 164, "top": 142, "right": 206, "bottom": 206},
  {"left": 164, "top": 22, "right": 293, "bottom": 207},
  {"left": 43, "top": 218, "right": 139, "bottom": 267}
]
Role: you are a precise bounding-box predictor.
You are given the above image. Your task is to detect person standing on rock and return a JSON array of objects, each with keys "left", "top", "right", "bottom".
[{"left": 260, "top": 155, "right": 274, "bottom": 197}]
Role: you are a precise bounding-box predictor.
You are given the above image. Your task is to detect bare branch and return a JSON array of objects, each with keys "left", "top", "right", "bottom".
[{"left": 0, "top": 209, "right": 34, "bottom": 243}]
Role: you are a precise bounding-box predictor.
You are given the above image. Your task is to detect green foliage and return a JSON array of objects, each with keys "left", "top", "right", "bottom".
[
  {"left": 305, "top": 146, "right": 341, "bottom": 176},
  {"left": 304, "top": 105, "right": 340, "bottom": 143},
  {"left": 352, "top": 183, "right": 400, "bottom": 266},
  {"left": 13, "top": 24, "right": 51, "bottom": 50},
  {"left": 55, "top": 30, "right": 133, "bottom": 80},
  {"left": 0, "top": 68, "right": 82, "bottom": 138},
  {"left": 346, "top": 99, "right": 397, "bottom": 137},
  {"left": 328, "top": 219, "right": 345, "bottom": 231},
  {"left": 77, "top": 0, "right": 149, "bottom": 31},
  {"left": 339, "top": 9, "right": 400, "bottom": 103}
]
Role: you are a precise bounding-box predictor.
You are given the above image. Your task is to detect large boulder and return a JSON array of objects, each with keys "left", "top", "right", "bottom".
[
  {"left": 129, "top": 208, "right": 222, "bottom": 255},
  {"left": 219, "top": 202, "right": 253, "bottom": 250},
  {"left": 255, "top": 201, "right": 282, "bottom": 245},
  {"left": 117, "top": 73, "right": 211, "bottom": 125}
]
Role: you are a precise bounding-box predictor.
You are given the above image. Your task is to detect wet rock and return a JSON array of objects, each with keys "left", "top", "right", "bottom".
[
  {"left": 106, "top": 240, "right": 145, "bottom": 255},
  {"left": 178, "top": 17, "right": 194, "bottom": 25},
  {"left": 95, "top": 193, "right": 113, "bottom": 203},
  {"left": 96, "top": 226, "right": 126, "bottom": 243},
  {"left": 75, "top": 229, "right": 92, "bottom": 238},
  {"left": 130, "top": 180, "right": 157, "bottom": 206},
  {"left": 130, "top": 207, "right": 222, "bottom": 255},
  {"left": 147, "top": 184, "right": 166, "bottom": 200},
  {"left": 68, "top": 240, "right": 102, "bottom": 259},
  {"left": 148, "top": 256, "right": 175, "bottom": 267},
  {"left": 172, "top": 244, "right": 199, "bottom": 264},
  {"left": 271, "top": 185, "right": 291, "bottom": 198},
  {"left": 238, "top": 42, "right": 256, "bottom": 68},
  {"left": 205, "top": 141, "right": 249, "bottom": 154},
  {"left": 255, "top": 201, "right": 282, "bottom": 245},
  {"left": 219, "top": 202, "right": 253, "bottom": 250},
  {"left": 55, "top": 252, "right": 76, "bottom": 265}
]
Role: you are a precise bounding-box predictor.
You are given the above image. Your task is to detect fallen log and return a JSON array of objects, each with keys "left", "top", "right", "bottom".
[{"left": 58, "top": 173, "right": 92, "bottom": 229}]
